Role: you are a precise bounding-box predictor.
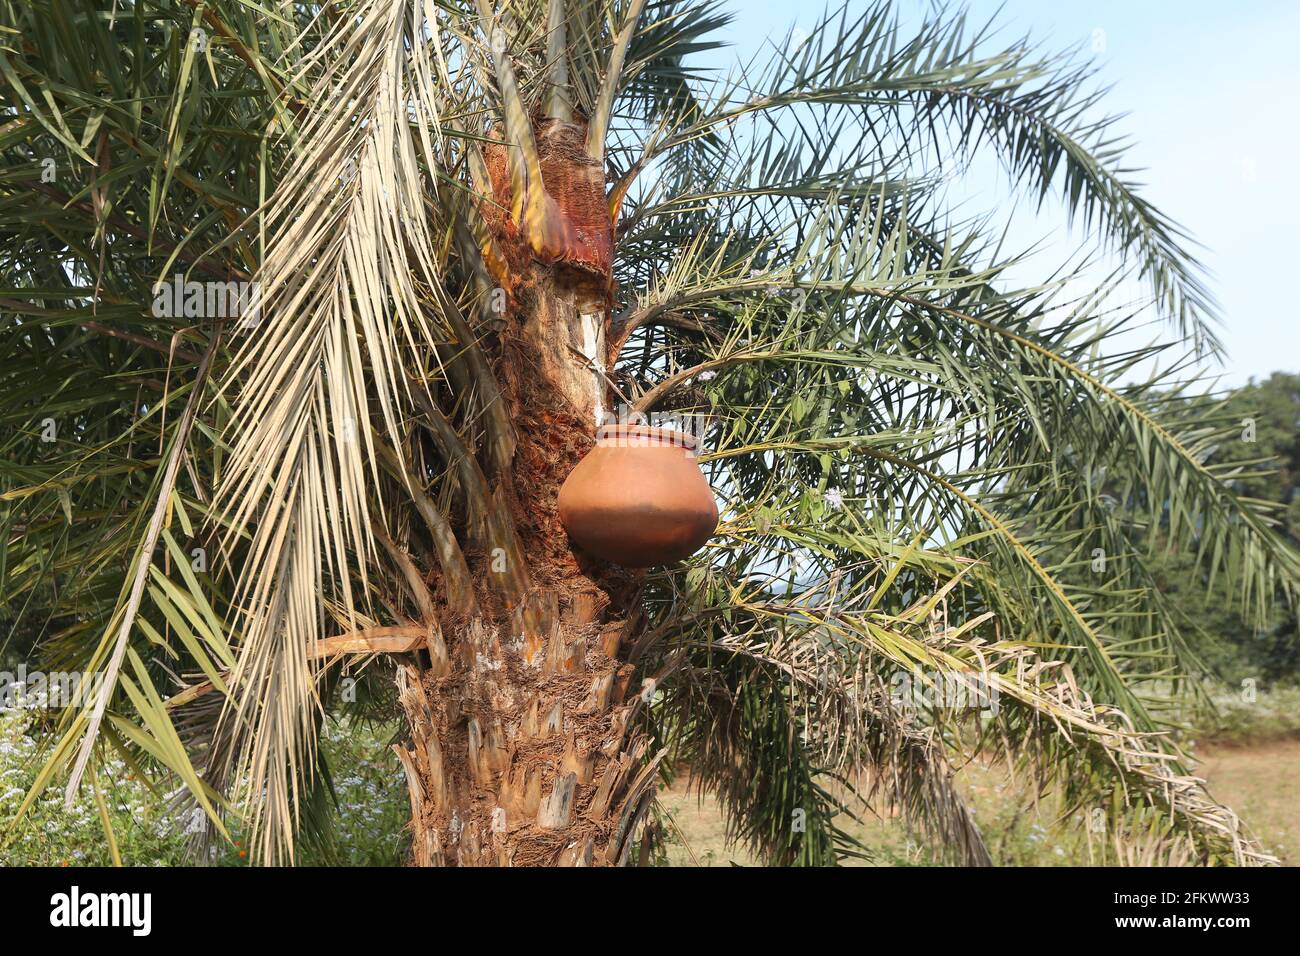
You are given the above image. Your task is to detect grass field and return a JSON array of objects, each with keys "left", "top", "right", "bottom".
[
  {"left": 656, "top": 739, "right": 1300, "bottom": 866},
  {"left": 1197, "top": 740, "right": 1300, "bottom": 864}
]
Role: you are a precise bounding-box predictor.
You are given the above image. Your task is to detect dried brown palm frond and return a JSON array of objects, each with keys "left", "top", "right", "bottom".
[{"left": 210, "top": 0, "right": 459, "bottom": 863}]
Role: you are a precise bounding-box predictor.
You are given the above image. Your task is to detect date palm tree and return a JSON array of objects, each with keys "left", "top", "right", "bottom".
[{"left": 1, "top": 0, "right": 1295, "bottom": 866}]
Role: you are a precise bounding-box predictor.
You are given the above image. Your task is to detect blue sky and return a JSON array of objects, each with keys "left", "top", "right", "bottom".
[{"left": 702, "top": 0, "right": 1300, "bottom": 387}]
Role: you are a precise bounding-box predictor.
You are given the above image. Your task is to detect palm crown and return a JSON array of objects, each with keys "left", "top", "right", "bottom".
[{"left": 1, "top": 0, "right": 1295, "bottom": 866}]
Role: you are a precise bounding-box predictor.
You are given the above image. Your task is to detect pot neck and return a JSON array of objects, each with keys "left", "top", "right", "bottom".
[{"left": 595, "top": 424, "right": 699, "bottom": 451}]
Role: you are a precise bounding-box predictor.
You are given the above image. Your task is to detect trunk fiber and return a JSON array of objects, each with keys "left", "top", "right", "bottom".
[{"left": 393, "top": 120, "right": 659, "bottom": 866}]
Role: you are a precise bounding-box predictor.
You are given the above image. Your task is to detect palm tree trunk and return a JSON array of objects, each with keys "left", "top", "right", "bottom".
[
  {"left": 393, "top": 580, "right": 656, "bottom": 866},
  {"left": 392, "top": 119, "right": 659, "bottom": 866}
]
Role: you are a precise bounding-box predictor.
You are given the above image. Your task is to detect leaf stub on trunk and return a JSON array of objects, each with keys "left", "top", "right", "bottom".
[{"left": 395, "top": 589, "right": 659, "bottom": 866}]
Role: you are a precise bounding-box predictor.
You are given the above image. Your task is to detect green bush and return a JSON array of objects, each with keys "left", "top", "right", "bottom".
[
  {"left": 1, "top": 701, "right": 410, "bottom": 866},
  {"left": 297, "top": 719, "right": 409, "bottom": 867},
  {"left": 1, "top": 703, "right": 193, "bottom": 866},
  {"left": 1187, "top": 685, "right": 1300, "bottom": 747}
]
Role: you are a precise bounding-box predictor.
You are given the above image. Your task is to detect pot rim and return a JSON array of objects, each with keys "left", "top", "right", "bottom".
[{"left": 596, "top": 423, "right": 700, "bottom": 451}]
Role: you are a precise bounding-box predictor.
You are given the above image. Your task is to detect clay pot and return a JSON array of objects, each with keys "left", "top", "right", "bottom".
[{"left": 558, "top": 424, "right": 718, "bottom": 567}]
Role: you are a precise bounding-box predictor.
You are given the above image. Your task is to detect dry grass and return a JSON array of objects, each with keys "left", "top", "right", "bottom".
[
  {"left": 655, "top": 740, "right": 1300, "bottom": 866},
  {"left": 1195, "top": 740, "right": 1300, "bottom": 864}
]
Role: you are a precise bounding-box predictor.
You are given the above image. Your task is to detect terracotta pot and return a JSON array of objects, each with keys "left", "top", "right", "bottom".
[{"left": 558, "top": 424, "right": 718, "bottom": 567}]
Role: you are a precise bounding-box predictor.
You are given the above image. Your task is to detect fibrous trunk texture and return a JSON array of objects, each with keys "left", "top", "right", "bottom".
[
  {"left": 393, "top": 583, "right": 657, "bottom": 867},
  {"left": 392, "top": 118, "right": 661, "bottom": 866}
]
